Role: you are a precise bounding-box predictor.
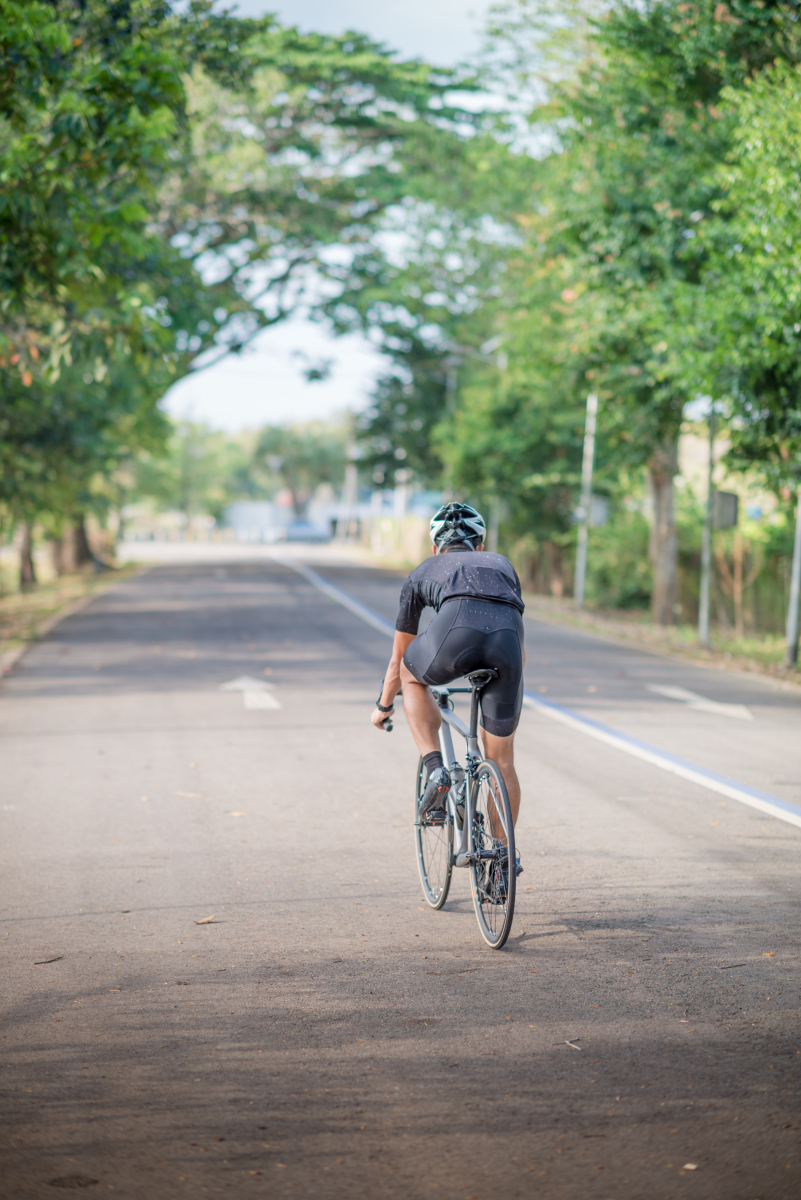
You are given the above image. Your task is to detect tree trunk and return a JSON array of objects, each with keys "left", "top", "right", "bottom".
[
  {"left": 73, "top": 514, "right": 93, "bottom": 566},
  {"left": 19, "top": 524, "right": 36, "bottom": 588},
  {"left": 51, "top": 516, "right": 93, "bottom": 573},
  {"left": 52, "top": 528, "right": 76, "bottom": 574},
  {"left": 544, "top": 541, "right": 564, "bottom": 598},
  {"left": 648, "top": 439, "right": 679, "bottom": 625},
  {"left": 733, "top": 529, "right": 744, "bottom": 639}
]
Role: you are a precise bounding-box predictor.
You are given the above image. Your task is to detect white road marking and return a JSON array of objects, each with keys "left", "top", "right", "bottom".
[
  {"left": 646, "top": 683, "right": 753, "bottom": 720},
  {"left": 271, "top": 554, "right": 397, "bottom": 638},
  {"left": 521, "top": 693, "right": 801, "bottom": 829},
  {"left": 221, "top": 675, "right": 281, "bottom": 710},
  {"left": 278, "top": 557, "right": 801, "bottom": 831},
  {"left": 244, "top": 690, "right": 281, "bottom": 710},
  {"left": 221, "top": 675, "right": 275, "bottom": 692}
]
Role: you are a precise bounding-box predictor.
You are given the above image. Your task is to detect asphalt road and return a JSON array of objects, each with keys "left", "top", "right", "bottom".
[{"left": 2, "top": 556, "right": 801, "bottom": 1200}]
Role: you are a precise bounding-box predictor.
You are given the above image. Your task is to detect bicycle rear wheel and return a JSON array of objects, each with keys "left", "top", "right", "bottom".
[
  {"left": 414, "top": 757, "right": 453, "bottom": 910},
  {"left": 469, "top": 759, "right": 516, "bottom": 948}
]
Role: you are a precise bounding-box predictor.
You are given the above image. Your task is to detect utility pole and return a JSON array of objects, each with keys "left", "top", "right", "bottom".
[
  {"left": 337, "top": 448, "right": 358, "bottom": 540},
  {"left": 786, "top": 482, "right": 801, "bottom": 668},
  {"left": 442, "top": 357, "right": 458, "bottom": 502},
  {"left": 574, "top": 393, "right": 598, "bottom": 609},
  {"left": 698, "top": 409, "right": 716, "bottom": 648},
  {"left": 487, "top": 498, "right": 501, "bottom": 553}
]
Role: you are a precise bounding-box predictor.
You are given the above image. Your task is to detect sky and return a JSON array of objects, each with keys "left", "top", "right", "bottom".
[{"left": 163, "top": 0, "right": 495, "bottom": 433}]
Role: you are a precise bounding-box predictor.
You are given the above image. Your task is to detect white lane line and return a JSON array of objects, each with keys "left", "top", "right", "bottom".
[
  {"left": 271, "top": 554, "right": 397, "bottom": 638},
  {"left": 521, "top": 693, "right": 801, "bottom": 829},
  {"left": 646, "top": 683, "right": 753, "bottom": 721},
  {"left": 221, "top": 674, "right": 282, "bottom": 710},
  {"left": 277, "top": 558, "right": 801, "bottom": 831}
]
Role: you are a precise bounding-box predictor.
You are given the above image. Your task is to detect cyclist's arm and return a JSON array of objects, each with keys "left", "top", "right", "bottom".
[{"left": 378, "top": 631, "right": 416, "bottom": 708}]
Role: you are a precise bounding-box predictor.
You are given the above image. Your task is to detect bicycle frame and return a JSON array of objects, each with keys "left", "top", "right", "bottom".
[{"left": 431, "top": 675, "right": 510, "bottom": 869}]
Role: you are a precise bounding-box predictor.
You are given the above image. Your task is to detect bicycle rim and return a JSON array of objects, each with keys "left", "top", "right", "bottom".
[
  {"left": 414, "top": 757, "right": 453, "bottom": 910},
  {"left": 469, "top": 759, "right": 515, "bottom": 948}
]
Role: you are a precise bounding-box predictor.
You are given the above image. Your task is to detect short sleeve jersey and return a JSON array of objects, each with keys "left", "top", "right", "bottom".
[{"left": 395, "top": 548, "right": 524, "bottom": 634}]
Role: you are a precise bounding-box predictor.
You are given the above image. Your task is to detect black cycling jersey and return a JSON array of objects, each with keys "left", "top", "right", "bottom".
[{"left": 395, "top": 548, "right": 524, "bottom": 635}]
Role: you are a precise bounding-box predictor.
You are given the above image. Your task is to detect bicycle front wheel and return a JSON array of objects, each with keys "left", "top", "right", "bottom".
[
  {"left": 469, "top": 759, "right": 516, "bottom": 948},
  {"left": 414, "top": 757, "right": 453, "bottom": 910}
]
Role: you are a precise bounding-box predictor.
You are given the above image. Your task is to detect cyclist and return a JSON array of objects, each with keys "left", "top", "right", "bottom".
[{"left": 371, "top": 501, "right": 525, "bottom": 887}]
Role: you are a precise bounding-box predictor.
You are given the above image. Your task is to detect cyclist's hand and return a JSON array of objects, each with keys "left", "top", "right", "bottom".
[{"left": 371, "top": 706, "right": 393, "bottom": 730}]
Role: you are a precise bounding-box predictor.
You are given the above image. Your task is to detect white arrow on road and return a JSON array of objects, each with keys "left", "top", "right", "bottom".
[
  {"left": 221, "top": 676, "right": 282, "bottom": 710},
  {"left": 646, "top": 683, "right": 752, "bottom": 720}
]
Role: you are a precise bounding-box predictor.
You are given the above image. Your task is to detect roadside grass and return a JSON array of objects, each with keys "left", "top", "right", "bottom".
[
  {"left": 523, "top": 593, "right": 797, "bottom": 685},
  {"left": 0, "top": 565, "right": 140, "bottom": 671}
]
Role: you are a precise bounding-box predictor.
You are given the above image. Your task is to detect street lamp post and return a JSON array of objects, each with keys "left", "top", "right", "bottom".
[
  {"left": 698, "top": 409, "right": 716, "bottom": 648},
  {"left": 786, "top": 483, "right": 801, "bottom": 669},
  {"left": 574, "top": 393, "right": 598, "bottom": 609}
]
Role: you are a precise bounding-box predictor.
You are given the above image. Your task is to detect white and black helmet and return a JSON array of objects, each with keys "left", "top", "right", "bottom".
[{"left": 429, "top": 501, "right": 486, "bottom": 550}]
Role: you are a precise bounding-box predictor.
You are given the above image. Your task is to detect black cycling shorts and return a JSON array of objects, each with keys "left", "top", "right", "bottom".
[{"left": 402, "top": 597, "right": 524, "bottom": 737}]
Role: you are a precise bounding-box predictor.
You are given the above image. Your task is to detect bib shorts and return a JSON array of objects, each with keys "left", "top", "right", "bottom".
[{"left": 402, "top": 597, "right": 524, "bottom": 737}]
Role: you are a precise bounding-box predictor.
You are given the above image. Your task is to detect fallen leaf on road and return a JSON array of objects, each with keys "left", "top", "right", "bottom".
[
  {"left": 47, "top": 1177, "right": 99, "bottom": 1189},
  {"left": 194, "top": 915, "right": 217, "bottom": 925},
  {"left": 763, "top": 952, "right": 776, "bottom": 957},
  {"left": 426, "top": 968, "right": 481, "bottom": 975}
]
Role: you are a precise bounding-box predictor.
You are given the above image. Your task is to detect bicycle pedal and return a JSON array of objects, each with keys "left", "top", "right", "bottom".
[{"left": 422, "top": 810, "right": 448, "bottom": 827}]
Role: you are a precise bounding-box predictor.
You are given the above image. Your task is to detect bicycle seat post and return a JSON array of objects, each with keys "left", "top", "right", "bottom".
[{"left": 465, "top": 669, "right": 498, "bottom": 757}]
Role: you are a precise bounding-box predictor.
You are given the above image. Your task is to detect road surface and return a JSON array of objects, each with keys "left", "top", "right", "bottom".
[{"left": 2, "top": 554, "right": 800, "bottom": 1199}]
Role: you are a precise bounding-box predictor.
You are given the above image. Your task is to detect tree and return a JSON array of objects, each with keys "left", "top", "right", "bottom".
[
  {"left": 160, "top": 21, "right": 488, "bottom": 359},
  {"left": 254, "top": 423, "right": 348, "bottom": 517},
  {"left": 132, "top": 423, "right": 253, "bottom": 523},
  {"left": 330, "top": 126, "right": 536, "bottom": 485},
  {"left": 0, "top": 1, "right": 486, "bottom": 561},
  {"left": 695, "top": 60, "right": 801, "bottom": 487},
  {"left": 459, "top": 0, "right": 800, "bottom": 621}
]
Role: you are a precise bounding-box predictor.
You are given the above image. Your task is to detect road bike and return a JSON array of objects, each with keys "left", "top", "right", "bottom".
[{"left": 414, "top": 669, "right": 516, "bottom": 949}]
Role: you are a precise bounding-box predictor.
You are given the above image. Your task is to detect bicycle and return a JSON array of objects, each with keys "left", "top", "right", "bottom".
[{"left": 413, "top": 669, "right": 516, "bottom": 949}]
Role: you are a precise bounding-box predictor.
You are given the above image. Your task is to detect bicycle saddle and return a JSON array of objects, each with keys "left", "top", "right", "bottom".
[{"left": 466, "top": 668, "right": 498, "bottom": 687}]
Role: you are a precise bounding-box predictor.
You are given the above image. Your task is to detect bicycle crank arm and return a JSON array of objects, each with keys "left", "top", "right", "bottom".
[{"left": 455, "top": 848, "right": 497, "bottom": 868}]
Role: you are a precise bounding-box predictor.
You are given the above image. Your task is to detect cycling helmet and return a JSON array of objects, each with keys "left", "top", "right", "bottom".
[{"left": 429, "top": 502, "right": 486, "bottom": 550}]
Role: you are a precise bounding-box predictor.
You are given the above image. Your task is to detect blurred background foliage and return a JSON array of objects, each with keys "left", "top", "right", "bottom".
[{"left": 2, "top": 0, "right": 801, "bottom": 656}]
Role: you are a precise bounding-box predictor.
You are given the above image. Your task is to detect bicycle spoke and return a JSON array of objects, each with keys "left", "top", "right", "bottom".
[
  {"left": 470, "top": 760, "right": 516, "bottom": 948},
  {"left": 414, "top": 757, "right": 453, "bottom": 909}
]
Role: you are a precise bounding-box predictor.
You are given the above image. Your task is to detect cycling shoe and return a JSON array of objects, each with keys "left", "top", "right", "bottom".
[{"left": 418, "top": 766, "right": 451, "bottom": 818}]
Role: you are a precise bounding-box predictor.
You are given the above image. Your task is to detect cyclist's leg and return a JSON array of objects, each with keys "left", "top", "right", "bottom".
[
  {"left": 478, "top": 616, "right": 524, "bottom": 826},
  {"left": 398, "top": 659, "right": 441, "bottom": 754},
  {"left": 401, "top": 599, "right": 481, "bottom": 757},
  {"left": 479, "top": 729, "right": 520, "bottom": 825}
]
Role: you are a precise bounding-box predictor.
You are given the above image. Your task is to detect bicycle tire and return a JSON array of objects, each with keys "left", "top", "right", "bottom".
[
  {"left": 414, "top": 756, "right": 453, "bottom": 910},
  {"left": 469, "top": 758, "right": 516, "bottom": 948}
]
